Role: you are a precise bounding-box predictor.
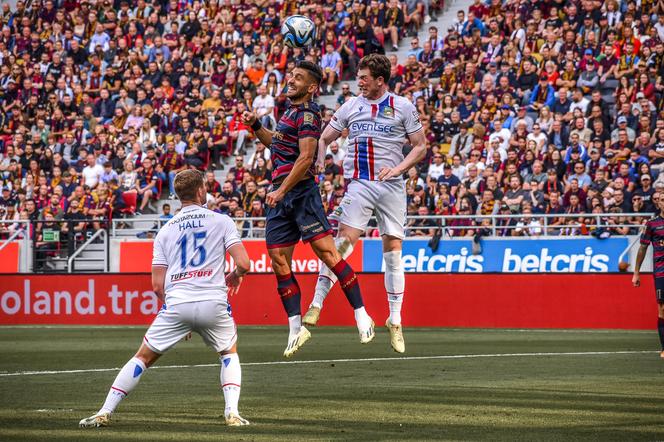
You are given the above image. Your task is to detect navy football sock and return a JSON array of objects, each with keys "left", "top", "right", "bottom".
[
  {"left": 276, "top": 273, "right": 301, "bottom": 317},
  {"left": 331, "top": 259, "right": 364, "bottom": 309},
  {"left": 658, "top": 317, "right": 664, "bottom": 350}
]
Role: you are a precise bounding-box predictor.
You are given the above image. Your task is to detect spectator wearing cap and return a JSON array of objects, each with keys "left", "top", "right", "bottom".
[
  {"left": 436, "top": 163, "right": 460, "bottom": 196},
  {"left": 509, "top": 105, "right": 534, "bottom": 132},
  {"left": 577, "top": 59, "right": 599, "bottom": 95},
  {"left": 567, "top": 161, "right": 592, "bottom": 192},
  {"left": 634, "top": 174, "right": 656, "bottom": 212}
]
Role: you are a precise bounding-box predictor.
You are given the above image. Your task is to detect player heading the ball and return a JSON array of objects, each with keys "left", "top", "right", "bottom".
[{"left": 242, "top": 60, "right": 375, "bottom": 358}]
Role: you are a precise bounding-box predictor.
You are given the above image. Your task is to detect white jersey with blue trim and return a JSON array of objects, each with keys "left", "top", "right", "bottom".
[
  {"left": 152, "top": 205, "right": 241, "bottom": 306},
  {"left": 329, "top": 91, "right": 423, "bottom": 181}
]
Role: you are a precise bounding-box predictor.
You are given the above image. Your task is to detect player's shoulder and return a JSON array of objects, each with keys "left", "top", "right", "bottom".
[
  {"left": 203, "top": 207, "right": 234, "bottom": 225},
  {"left": 341, "top": 95, "right": 361, "bottom": 108},
  {"left": 391, "top": 93, "right": 416, "bottom": 110},
  {"left": 301, "top": 100, "right": 321, "bottom": 114},
  {"left": 647, "top": 214, "right": 664, "bottom": 225}
]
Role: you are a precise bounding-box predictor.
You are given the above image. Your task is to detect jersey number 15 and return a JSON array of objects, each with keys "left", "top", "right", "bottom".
[{"left": 176, "top": 231, "right": 207, "bottom": 268}]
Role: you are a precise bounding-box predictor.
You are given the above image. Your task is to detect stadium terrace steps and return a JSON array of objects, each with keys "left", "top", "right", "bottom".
[{"left": 51, "top": 242, "right": 106, "bottom": 272}]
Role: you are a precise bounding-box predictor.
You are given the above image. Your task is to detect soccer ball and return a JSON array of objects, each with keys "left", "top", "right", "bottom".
[{"left": 281, "top": 15, "right": 316, "bottom": 48}]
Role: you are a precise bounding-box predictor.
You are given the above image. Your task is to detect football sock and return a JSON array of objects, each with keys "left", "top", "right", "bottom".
[
  {"left": 312, "top": 239, "right": 354, "bottom": 308},
  {"left": 658, "top": 317, "right": 664, "bottom": 350},
  {"left": 331, "top": 259, "right": 364, "bottom": 310},
  {"left": 312, "top": 273, "right": 335, "bottom": 309},
  {"left": 99, "top": 357, "right": 146, "bottom": 414},
  {"left": 220, "top": 353, "right": 241, "bottom": 417},
  {"left": 277, "top": 272, "right": 301, "bottom": 317},
  {"left": 384, "top": 251, "right": 405, "bottom": 325},
  {"left": 288, "top": 315, "right": 302, "bottom": 337},
  {"left": 277, "top": 272, "right": 302, "bottom": 336}
]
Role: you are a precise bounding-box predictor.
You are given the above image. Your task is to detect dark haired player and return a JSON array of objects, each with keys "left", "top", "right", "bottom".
[
  {"left": 632, "top": 197, "right": 664, "bottom": 358},
  {"left": 242, "top": 61, "right": 374, "bottom": 358},
  {"left": 303, "top": 54, "right": 427, "bottom": 354}
]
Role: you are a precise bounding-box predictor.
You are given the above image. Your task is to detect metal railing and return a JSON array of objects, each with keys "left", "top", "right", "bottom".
[
  {"left": 1, "top": 219, "right": 109, "bottom": 273},
  {"left": 67, "top": 229, "right": 108, "bottom": 273},
  {"left": 109, "top": 212, "right": 650, "bottom": 239}
]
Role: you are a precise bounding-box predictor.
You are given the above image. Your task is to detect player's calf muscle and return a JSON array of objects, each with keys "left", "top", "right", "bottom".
[{"left": 311, "top": 240, "right": 341, "bottom": 268}]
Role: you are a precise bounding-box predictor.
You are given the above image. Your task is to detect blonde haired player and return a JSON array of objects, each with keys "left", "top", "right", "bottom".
[
  {"left": 303, "top": 54, "right": 427, "bottom": 353},
  {"left": 79, "top": 169, "right": 252, "bottom": 428}
]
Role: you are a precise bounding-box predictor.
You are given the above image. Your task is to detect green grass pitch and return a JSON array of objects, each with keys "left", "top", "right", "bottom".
[{"left": 0, "top": 326, "right": 663, "bottom": 441}]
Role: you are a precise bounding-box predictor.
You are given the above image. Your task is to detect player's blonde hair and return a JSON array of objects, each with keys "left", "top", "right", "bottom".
[{"left": 174, "top": 169, "right": 204, "bottom": 202}]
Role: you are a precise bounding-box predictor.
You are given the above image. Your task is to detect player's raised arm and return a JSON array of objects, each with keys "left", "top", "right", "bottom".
[
  {"left": 243, "top": 110, "right": 274, "bottom": 147},
  {"left": 317, "top": 123, "right": 342, "bottom": 172},
  {"left": 266, "top": 136, "right": 317, "bottom": 207}
]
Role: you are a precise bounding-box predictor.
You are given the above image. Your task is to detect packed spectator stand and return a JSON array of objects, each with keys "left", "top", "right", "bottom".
[{"left": 0, "top": 0, "right": 662, "bottom": 267}]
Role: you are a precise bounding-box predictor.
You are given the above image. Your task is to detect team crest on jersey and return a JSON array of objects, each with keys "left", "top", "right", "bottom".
[
  {"left": 303, "top": 112, "right": 314, "bottom": 124},
  {"left": 383, "top": 106, "right": 394, "bottom": 117}
]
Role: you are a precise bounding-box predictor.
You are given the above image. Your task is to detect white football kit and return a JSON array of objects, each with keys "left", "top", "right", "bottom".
[
  {"left": 145, "top": 205, "right": 241, "bottom": 354},
  {"left": 328, "top": 92, "right": 423, "bottom": 238}
]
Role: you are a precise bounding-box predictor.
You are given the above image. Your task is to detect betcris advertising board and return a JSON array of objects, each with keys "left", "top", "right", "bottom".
[{"left": 362, "top": 238, "right": 632, "bottom": 273}]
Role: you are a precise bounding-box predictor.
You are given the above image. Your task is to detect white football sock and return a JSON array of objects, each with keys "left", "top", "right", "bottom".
[
  {"left": 220, "top": 353, "right": 241, "bottom": 417},
  {"left": 99, "top": 357, "right": 147, "bottom": 414},
  {"left": 288, "top": 315, "right": 302, "bottom": 337},
  {"left": 354, "top": 306, "right": 371, "bottom": 329},
  {"left": 384, "top": 250, "right": 405, "bottom": 325},
  {"left": 311, "top": 238, "right": 354, "bottom": 308}
]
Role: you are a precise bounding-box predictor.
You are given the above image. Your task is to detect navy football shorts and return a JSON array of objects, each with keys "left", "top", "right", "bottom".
[
  {"left": 265, "top": 178, "right": 333, "bottom": 249},
  {"left": 655, "top": 277, "right": 664, "bottom": 303}
]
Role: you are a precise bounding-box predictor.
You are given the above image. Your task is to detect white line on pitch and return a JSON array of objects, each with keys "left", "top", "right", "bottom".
[
  {"left": 0, "top": 350, "right": 656, "bottom": 378},
  {"left": 0, "top": 325, "right": 653, "bottom": 334}
]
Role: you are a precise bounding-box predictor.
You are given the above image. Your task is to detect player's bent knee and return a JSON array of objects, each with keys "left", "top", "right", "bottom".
[
  {"left": 135, "top": 343, "right": 161, "bottom": 368},
  {"left": 220, "top": 344, "right": 238, "bottom": 355},
  {"left": 335, "top": 237, "right": 354, "bottom": 258},
  {"left": 382, "top": 235, "right": 403, "bottom": 253},
  {"left": 268, "top": 249, "right": 291, "bottom": 274},
  {"left": 383, "top": 250, "right": 403, "bottom": 271}
]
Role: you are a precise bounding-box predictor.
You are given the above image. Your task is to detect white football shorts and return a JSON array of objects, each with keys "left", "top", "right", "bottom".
[
  {"left": 333, "top": 179, "right": 407, "bottom": 239},
  {"left": 143, "top": 300, "right": 237, "bottom": 354}
]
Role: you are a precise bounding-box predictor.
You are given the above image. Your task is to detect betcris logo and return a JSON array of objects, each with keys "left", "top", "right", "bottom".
[{"left": 362, "top": 238, "right": 629, "bottom": 273}]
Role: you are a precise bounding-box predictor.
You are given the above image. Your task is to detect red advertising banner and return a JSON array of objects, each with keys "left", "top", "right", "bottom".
[
  {"left": 0, "top": 242, "right": 20, "bottom": 274},
  {"left": 0, "top": 274, "right": 655, "bottom": 329},
  {"left": 118, "top": 240, "right": 364, "bottom": 273}
]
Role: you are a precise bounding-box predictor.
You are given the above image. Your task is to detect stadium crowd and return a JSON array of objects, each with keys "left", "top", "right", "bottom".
[{"left": 0, "top": 0, "right": 661, "bottom": 244}]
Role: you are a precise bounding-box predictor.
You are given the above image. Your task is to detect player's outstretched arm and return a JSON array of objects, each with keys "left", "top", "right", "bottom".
[
  {"left": 226, "top": 242, "right": 250, "bottom": 297},
  {"left": 317, "top": 124, "right": 342, "bottom": 172},
  {"left": 243, "top": 110, "right": 274, "bottom": 147},
  {"left": 378, "top": 128, "right": 427, "bottom": 181},
  {"left": 151, "top": 265, "right": 167, "bottom": 302},
  {"left": 266, "top": 137, "right": 316, "bottom": 207},
  {"left": 632, "top": 243, "right": 649, "bottom": 287}
]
